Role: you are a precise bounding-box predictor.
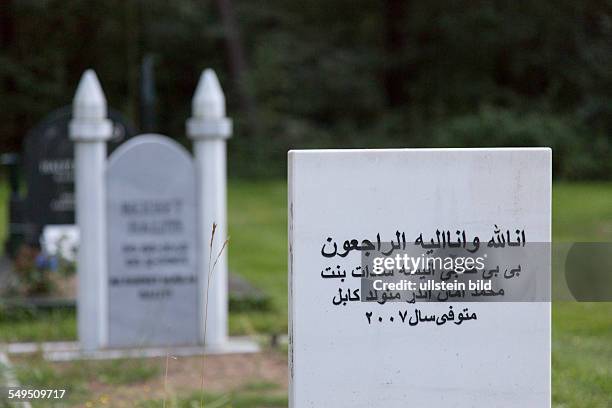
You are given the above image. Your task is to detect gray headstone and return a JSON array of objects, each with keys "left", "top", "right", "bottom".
[{"left": 106, "top": 134, "right": 199, "bottom": 347}]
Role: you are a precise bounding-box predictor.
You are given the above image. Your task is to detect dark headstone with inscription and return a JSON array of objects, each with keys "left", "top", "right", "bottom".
[
  {"left": 22, "top": 106, "right": 134, "bottom": 242},
  {"left": 106, "top": 134, "right": 199, "bottom": 347}
]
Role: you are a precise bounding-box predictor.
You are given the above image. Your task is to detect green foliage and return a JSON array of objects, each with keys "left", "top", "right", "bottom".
[
  {"left": 1, "top": 1, "right": 610, "bottom": 178},
  {"left": 0, "top": 309, "right": 75, "bottom": 342},
  {"left": 430, "top": 107, "right": 612, "bottom": 179},
  {"left": 229, "top": 1, "right": 612, "bottom": 178},
  {"left": 11, "top": 246, "right": 55, "bottom": 296},
  {"left": 5, "top": 243, "right": 75, "bottom": 296}
]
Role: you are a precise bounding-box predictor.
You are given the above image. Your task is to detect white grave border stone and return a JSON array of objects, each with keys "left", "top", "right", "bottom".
[{"left": 69, "top": 70, "right": 113, "bottom": 350}]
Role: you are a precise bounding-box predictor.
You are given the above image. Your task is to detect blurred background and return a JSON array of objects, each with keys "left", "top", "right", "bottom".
[
  {"left": 1, "top": 0, "right": 611, "bottom": 177},
  {"left": 0, "top": 1, "right": 610, "bottom": 407}
]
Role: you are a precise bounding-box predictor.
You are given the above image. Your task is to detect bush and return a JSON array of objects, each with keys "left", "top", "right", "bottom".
[
  {"left": 430, "top": 107, "right": 611, "bottom": 179},
  {"left": 12, "top": 245, "right": 56, "bottom": 296}
]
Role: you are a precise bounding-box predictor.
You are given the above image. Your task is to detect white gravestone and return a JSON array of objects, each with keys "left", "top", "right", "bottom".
[
  {"left": 289, "top": 148, "right": 551, "bottom": 407},
  {"left": 106, "top": 134, "right": 199, "bottom": 347}
]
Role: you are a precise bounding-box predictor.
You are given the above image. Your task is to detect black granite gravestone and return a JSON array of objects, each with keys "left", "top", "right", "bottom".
[{"left": 21, "top": 105, "right": 135, "bottom": 244}]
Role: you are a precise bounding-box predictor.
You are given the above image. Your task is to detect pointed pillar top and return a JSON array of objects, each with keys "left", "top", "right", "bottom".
[
  {"left": 186, "top": 69, "right": 232, "bottom": 140},
  {"left": 73, "top": 69, "right": 108, "bottom": 120},
  {"left": 192, "top": 69, "right": 226, "bottom": 120},
  {"left": 69, "top": 69, "right": 113, "bottom": 142}
]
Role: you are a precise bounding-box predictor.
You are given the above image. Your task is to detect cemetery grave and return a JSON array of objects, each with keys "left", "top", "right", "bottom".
[
  {"left": 0, "top": 106, "right": 134, "bottom": 309},
  {"left": 0, "top": 95, "right": 132, "bottom": 317},
  {"left": 7, "top": 105, "right": 135, "bottom": 255},
  {"left": 0, "top": 73, "right": 278, "bottom": 408},
  {"left": 289, "top": 148, "right": 552, "bottom": 407},
  {"left": 1, "top": 180, "right": 611, "bottom": 406},
  {"left": 0, "top": 68, "right": 608, "bottom": 408},
  {"left": 64, "top": 68, "right": 240, "bottom": 352},
  {"left": 105, "top": 135, "right": 200, "bottom": 347}
]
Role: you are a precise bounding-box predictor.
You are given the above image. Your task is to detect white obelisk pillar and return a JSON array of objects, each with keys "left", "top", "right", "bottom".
[
  {"left": 69, "top": 70, "right": 113, "bottom": 350},
  {"left": 187, "top": 69, "right": 232, "bottom": 348}
]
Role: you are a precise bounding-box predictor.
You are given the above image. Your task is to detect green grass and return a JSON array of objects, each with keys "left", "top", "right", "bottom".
[
  {"left": 553, "top": 182, "right": 612, "bottom": 241},
  {"left": 551, "top": 182, "right": 612, "bottom": 407},
  {"left": 0, "top": 310, "right": 76, "bottom": 342},
  {"left": 228, "top": 180, "right": 287, "bottom": 334},
  {"left": 0, "top": 180, "right": 611, "bottom": 407},
  {"left": 552, "top": 303, "right": 612, "bottom": 407},
  {"left": 139, "top": 392, "right": 288, "bottom": 408},
  {"left": 137, "top": 381, "right": 288, "bottom": 408},
  {"left": 12, "top": 356, "right": 160, "bottom": 407}
]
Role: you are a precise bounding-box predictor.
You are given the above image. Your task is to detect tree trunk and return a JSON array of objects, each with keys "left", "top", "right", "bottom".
[
  {"left": 0, "top": 0, "right": 20, "bottom": 151},
  {"left": 383, "top": 0, "right": 408, "bottom": 108},
  {"left": 214, "top": 0, "right": 256, "bottom": 135}
]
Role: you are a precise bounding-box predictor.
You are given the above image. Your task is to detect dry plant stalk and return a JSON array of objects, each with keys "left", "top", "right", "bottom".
[
  {"left": 162, "top": 222, "right": 228, "bottom": 408},
  {"left": 162, "top": 354, "right": 177, "bottom": 408},
  {"left": 200, "top": 222, "right": 229, "bottom": 408},
  {"left": 164, "top": 353, "right": 169, "bottom": 408}
]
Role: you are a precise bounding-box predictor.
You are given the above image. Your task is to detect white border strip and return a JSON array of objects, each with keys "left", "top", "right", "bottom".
[{"left": 0, "top": 351, "right": 32, "bottom": 408}]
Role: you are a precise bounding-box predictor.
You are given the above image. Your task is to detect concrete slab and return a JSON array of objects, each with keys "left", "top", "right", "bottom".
[{"left": 2, "top": 337, "right": 260, "bottom": 362}]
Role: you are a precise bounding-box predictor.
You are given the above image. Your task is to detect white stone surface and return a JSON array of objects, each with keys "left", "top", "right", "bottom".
[
  {"left": 2, "top": 338, "right": 260, "bottom": 362},
  {"left": 193, "top": 69, "right": 226, "bottom": 119},
  {"left": 288, "top": 148, "right": 551, "bottom": 407},
  {"left": 187, "top": 69, "right": 232, "bottom": 347},
  {"left": 73, "top": 70, "right": 107, "bottom": 120},
  {"left": 0, "top": 352, "right": 32, "bottom": 408},
  {"left": 69, "top": 68, "right": 235, "bottom": 352},
  {"left": 106, "top": 134, "right": 199, "bottom": 348},
  {"left": 40, "top": 225, "right": 79, "bottom": 262},
  {"left": 69, "top": 70, "right": 113, "bottom": 350},
  {"left": 187, "top": 69, "right": 232, "bottom": 138}
]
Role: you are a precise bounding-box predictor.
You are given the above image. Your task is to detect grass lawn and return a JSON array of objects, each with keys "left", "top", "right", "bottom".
[
  {"left": 227, "top": 181, "right": 288, "bottom": 335},
  {"left": 550, "top": 183, "right": 612, "bottom": 406},
  {"left": 5, "top": 356, "right": 160, "bottom": 407},
  {"left": 138, "top": 389, "right": 288, "bottom": 408},
  {"left": 1, "top": 180, "right": 611, "bottom": 407}
]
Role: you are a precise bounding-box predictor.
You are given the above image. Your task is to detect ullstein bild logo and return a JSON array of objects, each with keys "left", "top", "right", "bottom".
[
  {"left": 357, "top": 240, "right": 612, "bottom": 303},
  {"left": 355, "top": 236, "right": 547, "bottom": 303},
  {"left": 370, "top": 252, "right": 492, "bottom": 294}
]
